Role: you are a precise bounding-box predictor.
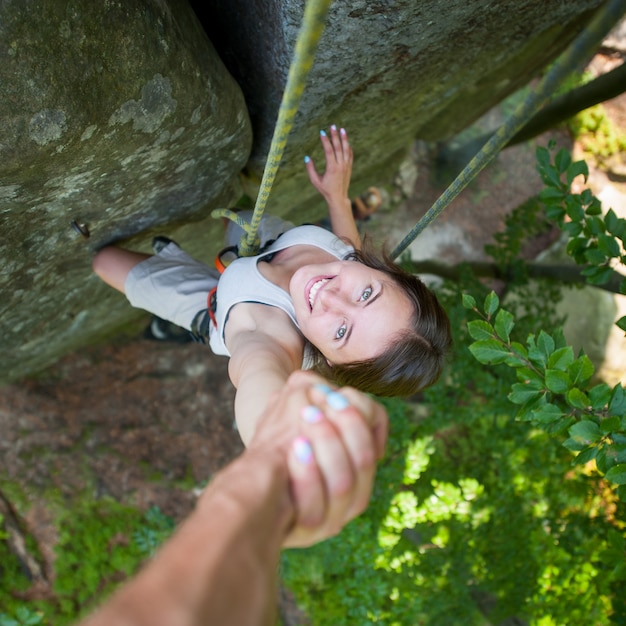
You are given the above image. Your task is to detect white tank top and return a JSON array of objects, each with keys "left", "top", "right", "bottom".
[{"left": 209, "top": 225, "right": 354, "bottom": 358}]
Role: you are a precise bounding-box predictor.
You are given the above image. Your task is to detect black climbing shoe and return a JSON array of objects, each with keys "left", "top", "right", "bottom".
[
  {"left": 143, "top": 315, "right": 193, "bottom": 344},
  {"left": 152, "top": 236, "right": 180, "bottom": 254}
]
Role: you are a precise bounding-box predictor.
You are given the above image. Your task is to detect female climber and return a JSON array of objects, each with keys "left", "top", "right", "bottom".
[{"left": 92, "top": 125, "right": 452, "bottom": 445}]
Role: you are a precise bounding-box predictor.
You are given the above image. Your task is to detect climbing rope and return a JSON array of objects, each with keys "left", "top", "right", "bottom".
[
  {"left": 391, "top": 0, "right": 626, "bottom": 260},
  {"left": 212, "top": 0, "right": 333, "bottom": 256}
]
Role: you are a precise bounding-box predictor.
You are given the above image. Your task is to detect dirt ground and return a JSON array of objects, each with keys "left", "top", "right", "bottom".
[{"left": 1, "top": 49, "right": 625, "bottom": 623}]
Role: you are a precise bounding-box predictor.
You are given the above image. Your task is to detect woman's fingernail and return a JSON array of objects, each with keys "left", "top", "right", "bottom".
[
  {"left": 330, "top": 124, "right": 337, "bottom": 132},
  {"left": 320, "top": 129, "right": 327, "bottom": 137},
  {"left": 304, "top": 155, "right": 310, "bottom": 164},
  {"left": 340, "top": 127, "right": 347, "bottom": 135},
  {"left": 293, "top": 437, "right": 313, "bottom": 464},
  {"left": 302, "top": 405, "right": 324, "bottom": 424},
  {"left": 327, "top": 391, "right": 350, "bottom": 411},
  {"left": 313, "top": 383, "right": 333, "bottom": 395}
]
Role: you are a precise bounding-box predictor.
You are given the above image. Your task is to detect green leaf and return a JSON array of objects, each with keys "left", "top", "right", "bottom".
[
  {"left": 537, "top": 331, "right": 555, "bottom": 358},
  {"left": 605, "top": 208, "right": 626, "bottom": 237},
  {"left": 600, "top": 416, "right": 621, "bottom": 433},
  {"left": 468, "top": 340, "right": 511, "bottom": 365},
  {"left": 566, "top": 237, "right": 587, "bottom": 257},
  {"left": 547, "top": 346, "right": 574, "bottom": 371},
  {"left": 572, "top": 445, "right": 598, "bottom": 465},
  {"left": 569, "top": 355, "right": 595, "bottom": 387},
  {"left": 587, "top": 216, "right": 606, "bottom": 235},
  {"left": 569, "top": 420, "right": 603, "bottom": 445},
  {"left": 563, "top": 221, "right": 583, "bottom": 237},
  {"left": 598, "top": 233, "right": 621, "bottom": 257},
  {"left": 510, "top": 341, "right": 528, "bottom": 360},
  {"left": 597, "top": 446, "right": 609, "bottom": 473},
  {"left": 484, "top": 291, "right": 499, "bottom": 317},
  {"left": 565, "top": 198, "right": 585, "bottom": 222},
  {"left": 617, "top": 315, "right": 626, "bottom": 332},
  {"left": 539, "top": 187, "right": 565, "bottom": 201},
  {"left": 545, "top": 369, "right": 571, "bottom": 394},
  {"left": 589, "top": 383, "right": 611, "bottom": 410},
  {"left": 555, "top": 148, "right": 571, "bottom": 173},
  {"left": 566, "top": 159, "right": 588, "bottom": 185},
  {"left": 509, "top": 383, "right": 545, "bottom": 405},
  {"left": 586, "top": 197, "right": 603, "bottom": 216},
  {"left": 609, "top": 384, "right": 626, "bottom": 417},
  {"left": 531, "top": 402, "right": 563, "bottom": 425},
  {"left": 584, "top": 265, "right": 616, "bottom": 286},
  {"left": 536, "top": 145, "right": 551, "bottom": 170},
  {"left": 563, "top": 437, "right": 588, "bottom": 452},
  {"left": 494, "top": 309, "right": 514, "bottom": 342},
  {"left": 584, "top": 247, "right": 607, "bottom": 265},
  {"left": 545, "top": 205, "right": 566, "bottom": 222},
  {"left": 461, "top": 293, "right": 476, "bottom": 309},
  {"left": 605, "top": 464, "right": 626, "bottom": 485},
  {"left": 467, "top": 320, "right": 495, "bottom": 341},
  {"left": 516, "top": 366, "right": 544, "bottom": 386},
  {"left": 566, "top": 388, "right": 589, "bottom": 410}
]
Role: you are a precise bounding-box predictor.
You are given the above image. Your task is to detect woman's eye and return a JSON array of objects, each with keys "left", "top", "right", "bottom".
[
  {"left": 335, "top": 324, "right": 347, "bottom": 340},
  {"left": 360, "top": 287, "right": 373, "bottom": 301}
]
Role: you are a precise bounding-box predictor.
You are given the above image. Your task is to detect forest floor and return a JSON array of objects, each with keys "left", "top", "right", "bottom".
[{"left": 1, "top": 49, "right": 625, "bottom": 624}]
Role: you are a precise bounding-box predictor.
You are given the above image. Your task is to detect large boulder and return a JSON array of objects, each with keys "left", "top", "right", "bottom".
[
  {"left": 0, "top": 0, "right": 612, "bottom": 383},
  {"left": 0, "top": 0, "right": 251, "bottom": 382}
]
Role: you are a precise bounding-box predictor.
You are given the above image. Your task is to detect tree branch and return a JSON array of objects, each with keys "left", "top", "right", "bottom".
[{"left": 407, "top": 259, "right": 625, "bottom": 294}]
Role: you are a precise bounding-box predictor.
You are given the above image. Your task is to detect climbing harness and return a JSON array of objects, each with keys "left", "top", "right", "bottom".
[
  {"left": 212, "top": 0, "right": 332, "bottom": 258},
  {"left": 390, "top": 0, "right": 626, "bottom": 260}
]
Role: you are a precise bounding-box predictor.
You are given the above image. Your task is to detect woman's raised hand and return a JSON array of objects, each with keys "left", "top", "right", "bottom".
[{"left": 305, "top": 125, "right": 354, "bottom": 205}]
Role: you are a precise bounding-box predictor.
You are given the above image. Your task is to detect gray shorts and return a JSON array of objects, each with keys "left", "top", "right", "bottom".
[
  {"left": 125, "top": 243, "right": 220, "bottom": 331},
  {"left": 124, "top": 212, "right": 294, "bottom": 332}
]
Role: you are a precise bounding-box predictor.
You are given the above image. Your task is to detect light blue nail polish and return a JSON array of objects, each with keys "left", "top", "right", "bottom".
[
  {"left": 314, "top": 383, "right": 333, "bottom": 395},
  {"left": 304, "top": 155, "right": 310, "bottom": 164},
  {"left": 327, "top": 391, "right": 350, "bottom": 410},
  {"left": 302, "top": 405, "right": 323, "bottom": 424},
  {"left": 294, "top": 438, "right": 313, "bottom": 464},
  {"left": 320, "top": 129, "right": 326, "bottom": 137}
]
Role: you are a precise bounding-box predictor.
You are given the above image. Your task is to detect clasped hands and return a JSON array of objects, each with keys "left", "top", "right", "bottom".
[{"left": 249, "top": 370, "right": 388, "bottom": 548}]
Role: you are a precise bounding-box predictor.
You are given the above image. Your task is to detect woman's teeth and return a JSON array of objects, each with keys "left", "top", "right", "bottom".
[{"left": 309, "top": 279, "right": 329, "bottom": 309}]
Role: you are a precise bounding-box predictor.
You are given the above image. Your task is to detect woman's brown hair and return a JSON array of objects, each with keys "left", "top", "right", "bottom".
[{"left": 311, "top": 241, "right": 452, "bottom": 397}]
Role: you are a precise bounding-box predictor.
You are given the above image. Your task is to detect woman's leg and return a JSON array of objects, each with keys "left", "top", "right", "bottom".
[{"left": 92, "top": 246, "right": 151, "bottom": 294}]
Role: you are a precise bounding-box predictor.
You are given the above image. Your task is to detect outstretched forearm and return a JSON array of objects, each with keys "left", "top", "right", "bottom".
[
  {"left": 327, "top": 194, "right": 360, "bottom": 249},
  {"left": 80, "top": 449, "right": 292, "bottom": 626}
]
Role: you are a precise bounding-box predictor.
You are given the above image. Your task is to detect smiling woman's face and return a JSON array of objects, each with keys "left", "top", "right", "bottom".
[{"left": 289, "top": 260, "right": 414, "bottom": 364}]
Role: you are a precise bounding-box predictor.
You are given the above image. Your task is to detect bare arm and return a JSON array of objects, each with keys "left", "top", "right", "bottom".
[
  {"left": 226, "top": 318, "right": 304, "bottom": 446},
  {"left": 306, "top": 126, "right": 361, "bottom": 249},
  {"left": 79, "top": 446, "right": 292, "bottom": 626},
  {"left": 78, "top": 372, "right": 389, "bottom": 626}
]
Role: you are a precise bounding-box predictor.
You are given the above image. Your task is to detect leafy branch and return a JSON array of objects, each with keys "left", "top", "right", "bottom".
[
  {"left": 463, "top": 291, "right": 626, "bottom": 499},
  {"left": 536, "top": 143, "right": 626, "bottom": 332}
]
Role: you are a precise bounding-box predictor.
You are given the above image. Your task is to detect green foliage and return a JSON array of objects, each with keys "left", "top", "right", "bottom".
[
  {"left": 133, "top": 505, "right": 175, "bottom": 557},
  {"left": 464, "top": 291, "right": 626, "bottom": 499},
  {"left": 283, "top": 146, "right": 626, "bottom": 624},
  {"left": 283, "top": 283, "right": 626, "bottom": 624},
  {"left": 0, "top": 607, "right": 44, "bottom": 626},
  {"left": 0, "top": 499, "right": 175, "bottom": 626},
  {"left": 536, "top": 143, "right": 626, "bottom": 331},
  {"left": 569, "top": 104, "right": 626, "bottom": 162}
]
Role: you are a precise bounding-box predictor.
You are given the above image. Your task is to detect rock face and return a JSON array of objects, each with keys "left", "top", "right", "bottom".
[
  {"left": 1, "top": 0, "right": 251, "bottom": 382},
  {"left": 0, "top": 0, "right": 610, "bottom": 383}
]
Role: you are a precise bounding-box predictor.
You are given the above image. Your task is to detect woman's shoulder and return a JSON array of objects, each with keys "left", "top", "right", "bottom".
[{"left": 224, "top": 301, "right": 303, "bottom": 350}]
